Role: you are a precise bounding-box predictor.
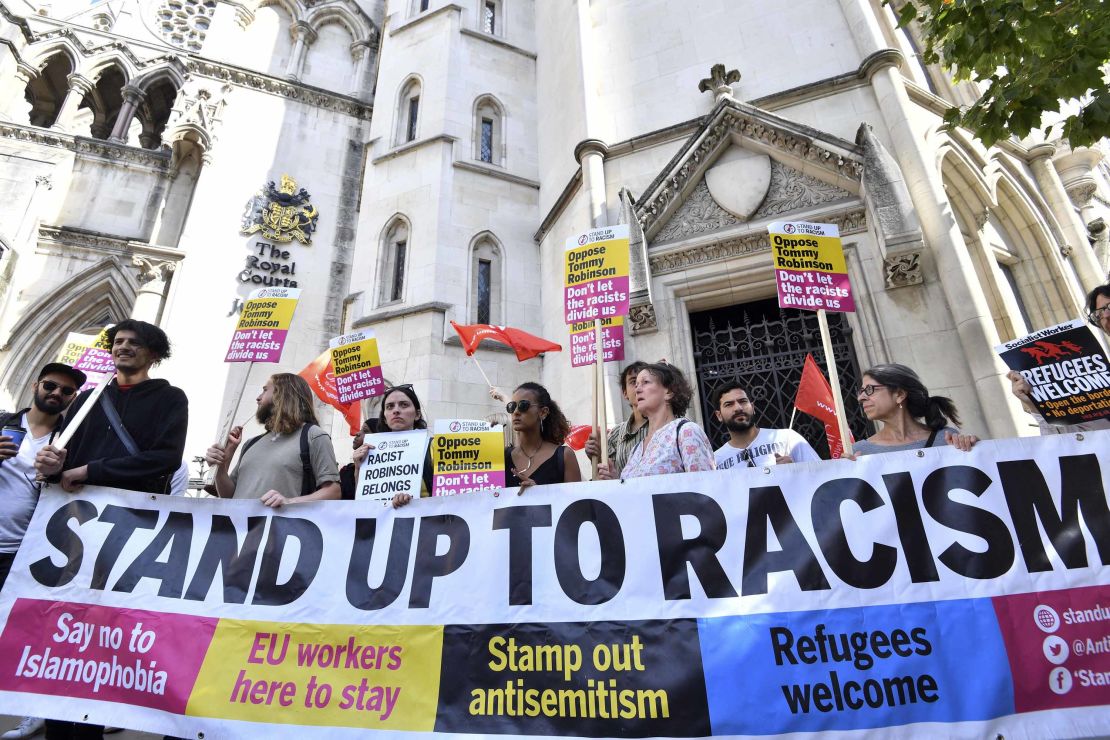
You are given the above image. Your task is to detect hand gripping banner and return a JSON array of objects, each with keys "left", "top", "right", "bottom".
[{"left": 0, "top": 432, "right": 1107, "bottom": 738}]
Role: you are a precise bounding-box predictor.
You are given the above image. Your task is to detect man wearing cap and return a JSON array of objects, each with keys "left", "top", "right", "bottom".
[{"left": 0, "top": 363, "right": 85, "bottom": 740}]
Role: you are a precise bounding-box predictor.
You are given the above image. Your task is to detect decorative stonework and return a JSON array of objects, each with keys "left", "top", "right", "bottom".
[
  {"left": 654, "top": 182, "right": 739, "bottom": 243},
  {"left": 649, "top": 209, "right": 866, "bottom": 275},
  {"left": 698, "top": 64, "right": 740, "bottom": 102},
  {"left": 0, "top": 123, "right": 172, "bottom": 170},
  {"left": 653, "top": 162, "right": 854, "bottom": 244},
  {"left": 1066, "top": 181, "right": 1098, "bottom": 208},
  {"left": 637, "top": 105, "right": 862, "bottom": 237},
  {"left": 185, "top": 60, "right": 372, "bottom": 120},
  {"left": 132, "top": 255, "right": 178, "bottom": 284},
  {"left": 628, "top": 303, "right": 658, "bottom": 335},
  {"left": 750, "top": 161, "right": 854, "bottom": 219},
  {"left": 154, "top": 0, "right": 216, "bottom": 52},
  {"left": 883, "top": 252, "right": 924, "bottom": 289}
]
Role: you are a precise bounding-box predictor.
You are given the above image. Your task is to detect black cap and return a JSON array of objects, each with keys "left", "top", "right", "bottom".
[{"left": 38, "top": 363, "right": 88, "bottom": 389}]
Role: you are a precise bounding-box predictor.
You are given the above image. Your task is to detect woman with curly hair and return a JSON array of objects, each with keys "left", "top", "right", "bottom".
[
  {"left": 597, "top": 363, "right": 715, "bottom": 479},
  {"left": 504, "top": 382, "right": 581, "bottom": 491}
]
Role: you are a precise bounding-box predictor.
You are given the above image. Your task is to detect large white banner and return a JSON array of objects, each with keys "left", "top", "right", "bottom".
[{"left": 0, "top": 433, "right": 1107, "bottom": 738}]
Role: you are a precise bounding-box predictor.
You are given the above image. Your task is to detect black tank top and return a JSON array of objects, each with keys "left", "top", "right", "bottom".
[{"left": 504, "top": 445, "right": 567, "bottom": 487}]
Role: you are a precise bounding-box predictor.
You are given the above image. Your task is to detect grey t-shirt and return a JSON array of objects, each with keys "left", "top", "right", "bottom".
[
  {"left": 230, "top": 424, "right": 339, "bottom": 500},
  {"left": 852, "top": 426, "right": 957, "bottom": 456}
]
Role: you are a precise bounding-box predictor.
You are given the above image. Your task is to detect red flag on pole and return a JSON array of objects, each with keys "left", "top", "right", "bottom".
[
  {"left": 450, "top": 321, "right": 562, "bottom": 362},
  {"left": 299, "top": 349, "right": 362, "bottom": 435},
  {"left": 794, "top": 353, "right": 852, "bottom": 458}
]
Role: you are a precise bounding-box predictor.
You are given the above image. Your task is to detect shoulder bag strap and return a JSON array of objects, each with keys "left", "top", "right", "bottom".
[
  {"left": 925, "top": 427, "right": 940, "bottom": 448},
  {"left": 99, "top": 393, "right": 140, "bottom": 456},
  {"left": 300, "top": 423, "right": 316, "bottom": 496},
  {"left": 674, "top": 419, "right": 690, "bottom": 469}
]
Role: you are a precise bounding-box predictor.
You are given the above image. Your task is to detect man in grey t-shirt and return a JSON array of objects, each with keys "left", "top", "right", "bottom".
[{"left": 206, "top": 373, "right": 340, "bottom": 507}]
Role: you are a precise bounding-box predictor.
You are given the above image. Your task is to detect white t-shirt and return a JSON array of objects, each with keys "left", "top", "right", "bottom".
[
  {"left": 714, "top": 428, "right": 821, "bottom": 470},
  {"left": 0, "top": 413, "right": 51, "bottom": 553}
]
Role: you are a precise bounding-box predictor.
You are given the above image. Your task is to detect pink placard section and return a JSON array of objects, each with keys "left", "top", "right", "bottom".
[
  {"left": 563, "top": 276, "right": 630, "bottom": 324},
  {"left": 570, "top": 324, "right": 625, "bottom": 368},
  {"left": 774, "top": 271, "right": 855, "bottom": 313},
  {"left": 993, "top": 584, "right": 1110, "bottom": 713},
  {"left": 335, "top": 365, "right": 384, "bottom": 405},
  {"left": 432, "top": 471, "right": 505, "bottom": 497},
  {"left": 225, "top": 328, "right": 288, "bottom": 363},
  {"left": 0, "top": 599, "right": 218, "bottom": 713}
]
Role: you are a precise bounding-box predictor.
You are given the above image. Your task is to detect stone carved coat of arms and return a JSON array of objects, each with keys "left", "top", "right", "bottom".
[{"left": 240, "top": 175, "right": 320, "bottom": 244}]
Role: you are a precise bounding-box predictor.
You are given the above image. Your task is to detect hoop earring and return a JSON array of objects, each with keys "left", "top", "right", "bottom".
[{"left": 540, "top": 417, "right": 545, "bottom": 433}]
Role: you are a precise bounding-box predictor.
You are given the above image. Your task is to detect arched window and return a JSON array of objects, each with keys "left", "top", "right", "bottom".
[
  {"left": 396, "top": 77, "right": 421, "bottom": 145},
  {"left": 469, "top": 233, "right": 503, "bottom": 324},
  {"left": 480, "top": 0, "right": 502, "bottom": 35},
  {"left": 301, "top": 22, "right": 355, "bottom": 91},
  {"left": 25, "top": 52, "right": 74, "bottom": 128},
  {"left": 473, "top": 95, "right": 504, "bottom": 166},
  {"left": 135, "top": 78, "right": 179, "bottom": 149},
  {"left": 80, "top": 65, "right": 127, "bottom": 140},
  {"left": 235, "top": 2, "right": 294, "bottom": 76},
  {"left": 379, "top": 217, "right": 410, "bottom": 305}
]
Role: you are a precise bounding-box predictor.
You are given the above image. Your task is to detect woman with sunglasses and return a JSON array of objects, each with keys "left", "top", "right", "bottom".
[
  {"left": 597, "top": 363, "right": 715, "bottom": 479},
  {"left": 1009, "top": 283, "right": 1110, "bottom": 434},
  {"left": 504, "top": 382, "right": 581, "bottom": 491},
  {"left": 350, "top": 384, "right": 434, "bottom": 507},
  {"left": 852, "top": 363, "right": 979, "bottom": 455}
]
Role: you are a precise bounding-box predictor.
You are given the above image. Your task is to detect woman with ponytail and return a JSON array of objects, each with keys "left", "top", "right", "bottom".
[
  {"left": 504, "top": 382, "right": 581, "bottom": 490},
  {"left": 851, "top": 363, "right": 980, "bottom": 455}
]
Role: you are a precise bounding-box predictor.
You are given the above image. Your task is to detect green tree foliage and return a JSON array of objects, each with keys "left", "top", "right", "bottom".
[{"left": 891, "top": 0, "right": 1110, "bottom": 147}]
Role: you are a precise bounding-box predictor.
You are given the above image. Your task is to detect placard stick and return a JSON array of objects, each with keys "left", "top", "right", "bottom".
[
  {"left": 215, "top": 361, "right": 253, "bottom": 444},
  {"left": 817, "top": 309, "right": 853, "bottom": 457},
  {"left": 53, "top": 371, "right": 114, "bottom": 450},
  {"left": 594, "top": 319, "right": 609, "bottom": 465},
  {"left": 591, "top": 349, "right": 600, "bottom": 479},
  {"left": 788, "top": 407, "right": 797, "bottom": 430}
]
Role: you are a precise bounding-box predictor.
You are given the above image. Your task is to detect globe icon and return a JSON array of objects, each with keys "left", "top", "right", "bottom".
[{"left": 1035, "top": 605, "right": 1060, "bottom": 633}]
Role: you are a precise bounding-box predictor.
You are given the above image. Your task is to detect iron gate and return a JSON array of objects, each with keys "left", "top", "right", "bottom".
[{"left": 690, "top": 298, "right": 874, "bottom": 458}]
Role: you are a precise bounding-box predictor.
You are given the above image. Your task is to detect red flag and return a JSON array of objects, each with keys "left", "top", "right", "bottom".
[
  {"left": 565, "top": 424, "right": 592, "bottom": 451},
  {"left": 299, "top": 349, "right": 361, "bottom": 435},
  {"left": 794, "top": 353, "right": 852, "bottom": 458},
  {"left": 450, "top": 321, "right": 561, "bottom": 362}
]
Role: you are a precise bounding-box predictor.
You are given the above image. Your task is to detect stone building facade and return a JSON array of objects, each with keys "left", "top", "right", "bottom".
[{"left": 0, "top": 0, "right": 1107, "bottom": 467}]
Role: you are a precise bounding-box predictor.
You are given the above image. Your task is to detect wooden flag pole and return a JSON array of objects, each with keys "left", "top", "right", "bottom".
[
  {"left": 215, "top": 361, "right": 254, "bottom": 445},
  {"left": 470, "top": 354, "right": 495, "bottom": 390},
  {"left": 816, "top": 309, "right": 853, "bottom": 457},
  {"left": 788, "top": 407, "right": 797, "bottom": 430},
  {"left": 594, "top": 318, "right": 609, "bottom": 465}
]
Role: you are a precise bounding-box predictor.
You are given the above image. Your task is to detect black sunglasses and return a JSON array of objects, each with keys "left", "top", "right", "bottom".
[
  {"left": 39, "top": 380, "right": 78, "bottom": 397},
  {"left": 506, "top": 399, "right": 534, "bottom": 414}
]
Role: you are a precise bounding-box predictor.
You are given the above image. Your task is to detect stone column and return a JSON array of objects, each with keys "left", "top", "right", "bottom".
[
  {"left": 108, "top": 84, "right": 147, "bottom": 143},
  {"left": 839, "top": 0, "right": 1021, "bottom": 438},
  {"left": 53, "top": 73, "right": 95, "bottom": 133},
  {"left": 1026, "top": 144, "right": 1104, "bottom": 291},
  {"left": 575, "top": 139, "right": 609, "bottom": 228},
  {"left": 286, "top": 21, "right": 317, "bottom": 81},
  {"left": 349, "top": 40, "right": 371, "bottom": 100},
  {"left": 3, "top": 63, "right": 39, "bottom": 123},
  {"left": 130, "top": 257, "right": 177, "bottom": 323}
]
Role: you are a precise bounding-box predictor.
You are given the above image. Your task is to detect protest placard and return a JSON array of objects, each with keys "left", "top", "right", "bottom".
[
  {"left": 569, "top": 317, "right": 624, "bottom": 368},
  {"left": 770, "top": 221, "right": 855, "bottom": 313},
  {"left": 0, "top": 432, "right": 1106, "bottom": 738},
  {"left": 563, "top": 225, "right": 630, "bottom": 324},
  {"left": 355, "top": 430, "right": 428, "bottom": 505},
  {"left": 995, "top": 319, "right": 1110, "bottom": 425},
  {"left": 225, "top": 287, "right": 300, "bottom": 363},
  {"left": 430, "top": 419, "right": 504, "bottom": 495},
  {"left": 329, "top": 329, "right": 385, "bottom": 405},
  {"left": 55, "top": 329, "right": 114, "bottom": 390}
]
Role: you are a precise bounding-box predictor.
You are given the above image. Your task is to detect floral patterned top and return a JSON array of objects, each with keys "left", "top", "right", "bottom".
[{"left": 620, "top": 418, "right": 716, "bottom": 479}]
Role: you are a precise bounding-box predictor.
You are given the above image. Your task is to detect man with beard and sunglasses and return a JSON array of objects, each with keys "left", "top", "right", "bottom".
[
  {"left": 0, "top": 363, "right": 85, "bottom": 740},
  {"left": 206, "top": 373, "right": 339, "bottom": 507},
  {"left": 712, "top": 380, "right": 820, "bottom": 470}
]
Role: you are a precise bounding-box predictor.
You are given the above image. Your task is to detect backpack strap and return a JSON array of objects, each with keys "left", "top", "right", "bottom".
[
  {"left": 299, "top": 423, "right": 317, "bottom": 497},
  {"left": 925, "top": 427, "right": 941, "bottom": 448},
  {"left": 674, "top": 419, "right": 690, "bottom": 470},
  {"left": 240, "top": 433, "right": 265, "bottom": 457}
]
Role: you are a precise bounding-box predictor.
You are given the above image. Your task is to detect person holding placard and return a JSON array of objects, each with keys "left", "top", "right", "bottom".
[
  {"left": 851, "top": 364, "right": 979, "bottom": 455},
  {"left": 597, "top": 363, "right": 715, "bottom": 480},
  {"left": 1008, "top": 284, "right": 1110, "bottom": 434},
  {"left": 351, "top": 384, "right": 433, "bottom": 508},
  {"left": 504, "top": 383, "right": 581, "bottom": 491},
  {"left": 584, "top": 361, "right": 648, "bottom": 477},
  {"left": 206, "top": 374, "right": 340, "bottom": 507}
]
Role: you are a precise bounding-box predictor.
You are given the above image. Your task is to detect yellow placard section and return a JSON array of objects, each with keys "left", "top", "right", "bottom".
[
  {"left": 331, "top": 337, "right": 381, "bottom": 377},
  {"left": 569, "top": 315, "right": 624, "bottom": 336},
  {"left": 430, "top": 431, "right": 505, "bottom": 476},
  {"left": 235, "top": 297, "right": 298, "bottom": 331},
  {"left": 55, "top": 334, "right": 94, "bottom": 365},
  {"left": 186, "top": 619, "right": 443, "bottom": 731},
  {"left": 769, "top": 233, "right": 847, "bottom": 274},
  {"left": 564, "top": 237, "right": 631, "bottom": 287}
]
